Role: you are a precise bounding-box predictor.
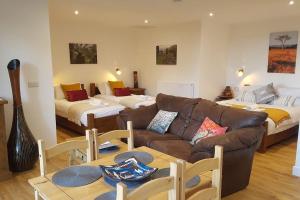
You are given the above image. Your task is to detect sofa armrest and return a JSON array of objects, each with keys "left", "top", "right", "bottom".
[
  {"left": 117, "top": 103, "right": 158, "bottom": 129},
  {"left": 191, "top": 126, "right": 265, "bottom": 154}
]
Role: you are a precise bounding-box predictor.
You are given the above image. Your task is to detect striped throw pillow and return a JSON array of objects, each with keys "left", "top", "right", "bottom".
[
  {"left": 236, "top": 90, "right": 256, "bottom": 103},
  {"left": 272, "top": 96, "right": 296, "bottom": 107}
]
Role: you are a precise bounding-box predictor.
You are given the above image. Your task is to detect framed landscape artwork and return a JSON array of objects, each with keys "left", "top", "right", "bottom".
[
  {"left": 267, "top": 31, "right": 298, "bottom": 73},
  {"left": 156, "top": 44, "right": 177, "bottom": 65},
  {"left": 69, "top": 43, "right": 98, "bottom": 64}
]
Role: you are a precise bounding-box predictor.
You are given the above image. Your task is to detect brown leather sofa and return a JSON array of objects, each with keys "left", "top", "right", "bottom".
[{"left": 117, "top": 93, "right": 267, "bottom": 197}]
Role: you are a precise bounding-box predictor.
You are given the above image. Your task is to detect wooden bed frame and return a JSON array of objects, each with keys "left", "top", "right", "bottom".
[
  {"left": 56, "top": 113, "right": 119, "bottom": 135},
  {"left": 258, "top": 122, "right": 299, "bottom": 153},
  {"left": 55, "top": 84, "right": 119, "bottom": 135}
]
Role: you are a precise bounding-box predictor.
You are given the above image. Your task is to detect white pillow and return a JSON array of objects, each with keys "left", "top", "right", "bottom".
[
  {"left": 98, "top": 82, "right": 113, "bottom": 96},
  {"left": 54, "top": 85, "right": 65, "bottom": 99},
  {"left": 272, "top": 96, "right": 296, "bottom": 107},
  {"left": 235, "top": 85, "right": 262, "bottom": 103}
]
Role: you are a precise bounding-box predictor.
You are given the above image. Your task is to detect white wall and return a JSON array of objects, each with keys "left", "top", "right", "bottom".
[
  {"left": 50, "top": 20, "right": 137, "bottom": 93},
  {"left": 135, "top": 22, "right": 202, "bottom": 98},
  {"left": 135, "top": 21, "right": 229, "bottom": 100},
  {"left": 199, "top": 20, "right": 230, "bottom": 100},
  {"left": 226, "top": 17, "right": 300, "bottom": 87},
  {"left": 0, "top": 0, "right": 56, "bottom": 146}
]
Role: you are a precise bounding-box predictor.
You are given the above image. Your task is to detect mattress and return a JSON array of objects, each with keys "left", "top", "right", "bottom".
[
  {"left": 55, "top": 98, "right": 125, "bottom": 126},
  {"left": 94, "top": 94, "right": 156, "bottom": 109},
  {"left": 217, "top": 99, "right": 300, "bottom": 135}
]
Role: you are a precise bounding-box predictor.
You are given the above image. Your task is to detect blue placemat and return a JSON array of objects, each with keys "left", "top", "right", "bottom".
[
  {"left": 95, "top": 191, "right": 116, "bottom": 200},
  {"left": 152, "top": 168, "right": 200, "bottom": 188},
  {"left": 52, "top": 166, "right": 102, "bottom": 187},
  {"left": 114, "top": 151, "right": 154, "bottom": 165}
]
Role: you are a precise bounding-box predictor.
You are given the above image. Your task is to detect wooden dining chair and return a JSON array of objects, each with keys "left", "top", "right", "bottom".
[
  {"left": 92, "top": 121, "right": 134, "bottom": 160},
  {"left": 116, "top": 162, "right": 180, "bottom": 200},
  {"left": 35, "top": 130, "right": 93, "bottom": 200},
  {"left": 178, "top": 145, "right": 223, "bottom": 200},
  {"left": 38, "top": 130, "right": 94, "bottom": 177}
]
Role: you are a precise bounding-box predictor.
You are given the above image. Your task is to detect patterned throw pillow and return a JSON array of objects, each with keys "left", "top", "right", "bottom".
[
  {"left": 271, "top": 96, "right": 296, "bottom": 107},
  {"left": 191, "top": 117, "right": 227, "bottom": 145},
  {"left": 253, "top": 83, "right": 277, "bottom": 104},
  {"left": 147, "top": 110, "right": 178, "bottom": 134}
]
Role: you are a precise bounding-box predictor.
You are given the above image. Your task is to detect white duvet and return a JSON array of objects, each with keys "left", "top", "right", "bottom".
[
  {"left": 94, "top": 94, "right": 156, "bottom": 109},
  {"left": 217, "top": 99, "right": 300, "bottom": 135},
  {"left": 55, "top": 98, "right": 125, "bottom": 126}
]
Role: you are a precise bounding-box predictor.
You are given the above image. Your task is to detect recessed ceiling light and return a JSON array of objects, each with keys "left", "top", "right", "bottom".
[
  {"left": 74, "top": 10, "right": 79, "bottom": 15},
  {"left": 209, "top": 12, "right": 214, "bottom": 17},
  {"left": 144, "top": 19, "right": 149, "bottom": 24},
  {"left": 289, "top": 0, "right": 295, "bottom": 5}
]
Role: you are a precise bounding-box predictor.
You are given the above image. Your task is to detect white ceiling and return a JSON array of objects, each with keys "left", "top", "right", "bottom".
[{"left": 49, "top": 0, "right": 300, "bottom": 27}]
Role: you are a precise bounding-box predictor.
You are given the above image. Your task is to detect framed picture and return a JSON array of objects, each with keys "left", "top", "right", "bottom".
[
  {"left": 267, "top": 31, "right": 298, "bottom": 73},
  {"left": 69, "top": 43, "right": 98, "bottom": 64},
  {"left": 156, "top": 45, "right": 177, "bottom": 65}
]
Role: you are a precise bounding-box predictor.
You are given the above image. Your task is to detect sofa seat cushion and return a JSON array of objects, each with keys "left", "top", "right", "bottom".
[
  {"left": 149, "top": 140, "right": 192, "bottom": 161},
  {"left": 133, "top": 130, "right": 181, "bottom": 147}
]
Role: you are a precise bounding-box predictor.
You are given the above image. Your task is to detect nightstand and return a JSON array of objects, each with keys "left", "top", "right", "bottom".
[{"left": 129, "top": 88, "right": 145, "bottom": 95}]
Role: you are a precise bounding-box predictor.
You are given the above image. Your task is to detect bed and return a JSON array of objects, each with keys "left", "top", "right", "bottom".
[
  {"left": 217, "top": 85, "right": 300, "bottom": 152},
  {"left": 89, "top": 83, "right": 156, "bottom": 109},
  {"left": 55, "top": 84, "right": 125, "bottom": 135}
]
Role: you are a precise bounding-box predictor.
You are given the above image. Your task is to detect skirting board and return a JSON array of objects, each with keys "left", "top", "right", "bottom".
[{"left": 292, "top": 165, "right": 300, "bottom": 177}]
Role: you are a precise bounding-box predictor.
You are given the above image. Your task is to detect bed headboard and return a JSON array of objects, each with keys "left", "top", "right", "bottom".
[{"left": 89, "top": 83, "right": 101, "bottom": 97}]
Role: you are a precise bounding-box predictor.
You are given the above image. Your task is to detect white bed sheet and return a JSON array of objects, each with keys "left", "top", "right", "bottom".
[
  {"left": 55, "top": 98, "right": 125, "bottom": 126},
  {"left": 217, "top": 99, "right": 300, "bottom": 135},
  {"left": 94, "top": 94, "right": 156, "bottom": 109}
]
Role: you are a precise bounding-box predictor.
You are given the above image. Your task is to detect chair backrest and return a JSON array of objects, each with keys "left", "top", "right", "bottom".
[
  {"left": 38, "top": 130, "right": 93, "bottom": 176},
  {"left": 92, "top": 121, "right": 134, "bottom": 160},
  {"left": 179, "top": 145, "right": 223, "bottom": 200},
  {"left": 116, "top": 162, "right": 179, "bottom": 200}
]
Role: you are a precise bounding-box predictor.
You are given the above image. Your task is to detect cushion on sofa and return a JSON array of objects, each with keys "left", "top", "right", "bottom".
[
  {"left": 147, "top": 110, "right": 178, "bottom": 134},
  {"left": 220, "top": 107, "right": 268, "bottom": 130},
  {"left": 133, "top": 130, "right": 181, "bottom": 147},
  {"left": 190, "top": 117, "right": 227, "bottom": 145},
  {"left": 118, "top": 104, "right": 158, "bottom": 129},
  {"left": 149, "top": 139, "right": 193, "bottom": 161},
  {"left": 156, "top": 93, "right": 200, "bottom": 137},
  {"left": 183, "top": 99, "right": 225, "bottom": 140}
]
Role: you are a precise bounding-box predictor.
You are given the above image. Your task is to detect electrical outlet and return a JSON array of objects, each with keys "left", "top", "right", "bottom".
[{"left": 28, "top": 81, "right": 39, "bottom": 88}]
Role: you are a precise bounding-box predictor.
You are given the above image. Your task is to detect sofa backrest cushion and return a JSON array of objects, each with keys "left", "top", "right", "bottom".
[
  {"left": 183, "top": 99, "right": 268, "bottom": 140},
  {"left": 183, "top": 99, "right": 224, "bottom": 140},
  {"left": 156, "top": 93, "right": 200, "bottom": 137},
  {"left": 220, "top": 107, "right": 268, "bottom": 130}
]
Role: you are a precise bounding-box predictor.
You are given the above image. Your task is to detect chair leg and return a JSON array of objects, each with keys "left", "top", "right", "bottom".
[{"left": 34, "top": 189, "right": 40, "bottom": 200}]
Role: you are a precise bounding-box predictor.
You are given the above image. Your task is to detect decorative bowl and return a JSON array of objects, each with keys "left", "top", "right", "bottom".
[{"left": 100, "top": 157, "right": 157, "bottom": 182}]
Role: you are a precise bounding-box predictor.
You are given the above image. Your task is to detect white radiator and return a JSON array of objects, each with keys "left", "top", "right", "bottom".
[{"left": 156, "top": 81, "right": 195, "bottom": 98}]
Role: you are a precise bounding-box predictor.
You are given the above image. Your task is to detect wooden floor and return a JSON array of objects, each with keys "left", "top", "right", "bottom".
[{"left": 0, "top": 127, "right": 299, "bottom": 200}]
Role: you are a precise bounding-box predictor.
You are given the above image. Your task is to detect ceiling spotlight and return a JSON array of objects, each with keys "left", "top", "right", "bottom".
[
  {"left": 289, "top": 0, "right": 295, "bottom": 5},
  {"left": 209, "top": 12, "right": 214, "bottom": 17},
  {"left": 144, "top": 19, "right": 149, "bottom": 24},
  {"left": 74, "top": 10, "right": 79, "bottom": 15}
]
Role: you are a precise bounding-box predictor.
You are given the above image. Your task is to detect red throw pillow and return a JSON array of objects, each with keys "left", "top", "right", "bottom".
[
  {"left": 191, "top": 117, "right": 228, "bottom": 145},
  {"left": 66, "top": 89, "right": 88, "bottom": 102},
  {"left": 114, "top": 88, "right": 131, "bottom": 96}
]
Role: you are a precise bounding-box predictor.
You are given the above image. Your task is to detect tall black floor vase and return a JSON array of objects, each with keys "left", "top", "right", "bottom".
[{"left": 7, "top": 59, "right": 38, "bottom": 172}]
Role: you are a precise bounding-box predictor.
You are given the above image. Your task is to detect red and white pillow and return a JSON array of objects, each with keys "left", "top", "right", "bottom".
[{"left": 191, "top": 117, "right": 228, "bottom": 145}]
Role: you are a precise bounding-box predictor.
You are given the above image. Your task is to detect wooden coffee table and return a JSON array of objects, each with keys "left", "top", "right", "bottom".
[{"left": 28, "top": 143, "right": 211, "bottom": 200}]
